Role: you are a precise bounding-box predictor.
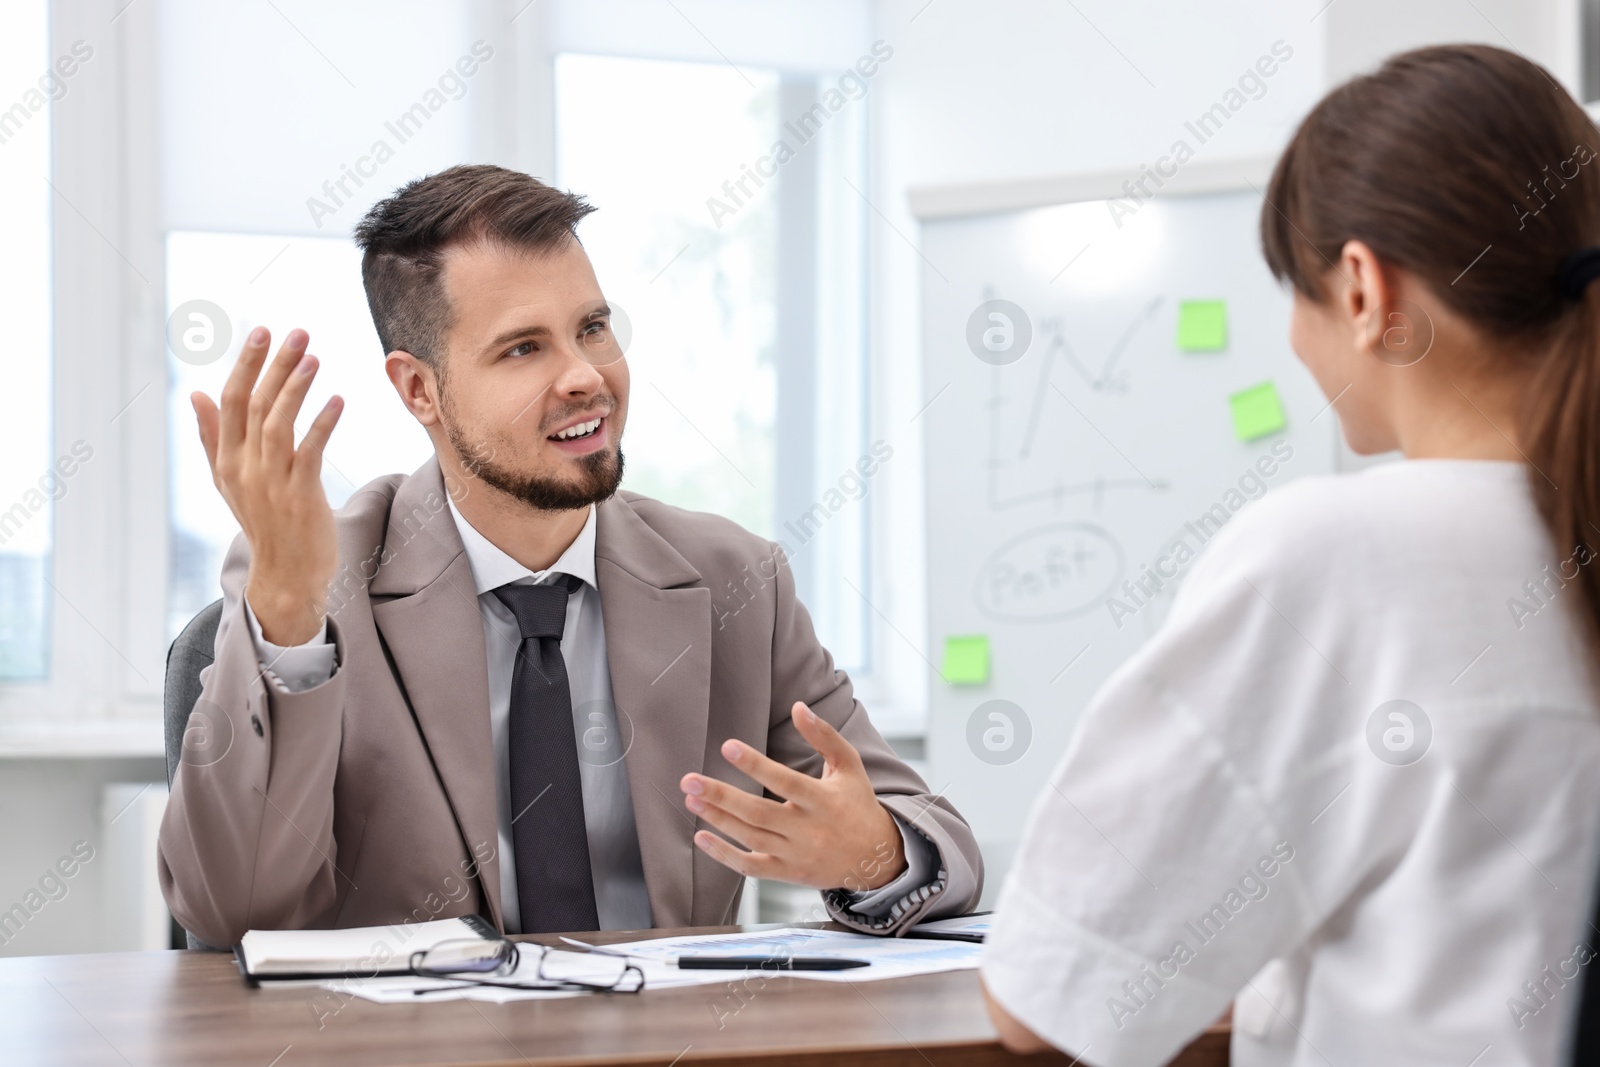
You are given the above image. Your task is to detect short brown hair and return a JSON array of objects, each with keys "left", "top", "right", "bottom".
[{"left": 353, "top": 164, "right": 595, "bottom": 369}]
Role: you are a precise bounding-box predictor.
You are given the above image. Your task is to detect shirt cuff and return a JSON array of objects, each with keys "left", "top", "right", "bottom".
[
  {"left": 836, "top": 810, "right": 940, "bottom": 918},
  {"left": 242, "top": 597, "right": 336, "bottom": 694}
]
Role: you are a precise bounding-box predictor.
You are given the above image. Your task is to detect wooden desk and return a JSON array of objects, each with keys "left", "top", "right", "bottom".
[{"left": 0, "top": 925, "right": 1229, "bottom": 1066}]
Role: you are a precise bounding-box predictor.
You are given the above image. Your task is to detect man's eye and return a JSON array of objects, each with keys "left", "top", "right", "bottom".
[
  {"left": 506, "top": 341, "right": 535, "bottom": 358},
  {"left": 583, "top": 321, "right": 609, "bottom": 337}
]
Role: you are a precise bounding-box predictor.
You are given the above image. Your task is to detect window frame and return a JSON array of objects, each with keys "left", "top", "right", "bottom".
[{"left": 0, "top": 0, "right": 166, "bottom": 738}]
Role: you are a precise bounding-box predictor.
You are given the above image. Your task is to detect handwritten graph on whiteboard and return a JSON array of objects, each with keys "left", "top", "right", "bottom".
[{"left": 920, "top": 188, "right": 1334, "bottom": 889}]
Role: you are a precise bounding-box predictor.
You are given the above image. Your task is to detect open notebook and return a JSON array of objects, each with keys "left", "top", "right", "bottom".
[
  {"left": 234, "top": 915, "right": 497, "bottom": 984},
  {"left": 905, "top": 912, "right": 991, "bottom": 943}
]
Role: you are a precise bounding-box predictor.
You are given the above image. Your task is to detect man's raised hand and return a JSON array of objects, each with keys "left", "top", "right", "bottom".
[{"left": 191, "top": 327, "right": 344, "bottom": 645}]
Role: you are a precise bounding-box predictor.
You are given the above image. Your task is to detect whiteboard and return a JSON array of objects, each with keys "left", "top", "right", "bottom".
[{"left": 917, "top": 177, "right": 1337, "bottom": 899}]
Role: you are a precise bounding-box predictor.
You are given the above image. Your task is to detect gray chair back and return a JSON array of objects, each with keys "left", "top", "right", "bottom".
[{"left": 163, "top": 597, "right": 225, "bottom": 950}]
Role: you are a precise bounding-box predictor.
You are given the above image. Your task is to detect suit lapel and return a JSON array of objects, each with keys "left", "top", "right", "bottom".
[
  {"left": 368, "top": 459, "right": 504, "bottom": 930},
  {"left": 596, "top": 495, "right": 710, "bottom": 929}
]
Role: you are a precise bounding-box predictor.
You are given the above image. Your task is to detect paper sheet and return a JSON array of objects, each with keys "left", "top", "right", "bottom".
[
  {"left": 603, "top": 927, "right": 984, "bottom": 983},
  {"left": 326, "top": 927, "right": 985, "bottom": 1003}
]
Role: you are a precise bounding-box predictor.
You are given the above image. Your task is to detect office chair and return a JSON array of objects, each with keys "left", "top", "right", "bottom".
[
  {"left": 1573, "top": 869, "right": 1600, "bottom": 1064},
  {"left": 163, "top": 597, "right": 226, "bottom": 951}
]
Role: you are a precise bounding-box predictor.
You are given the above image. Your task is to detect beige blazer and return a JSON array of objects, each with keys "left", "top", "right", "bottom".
[{"left": 158, "top": 458, "right": 982, "bottom": 948}]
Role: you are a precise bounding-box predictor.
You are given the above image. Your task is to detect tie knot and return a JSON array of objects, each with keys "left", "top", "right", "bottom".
[{"left": 493, "top": 575, "right": 580, "bottom": 640}]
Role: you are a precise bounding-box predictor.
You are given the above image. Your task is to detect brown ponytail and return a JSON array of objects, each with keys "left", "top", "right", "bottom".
[
  {"left": 1525, "top": 282, "right": 1600, "bottom": 659},
  {"left": 1260, "top": 44, "right": 1600, "bottom": 663}
]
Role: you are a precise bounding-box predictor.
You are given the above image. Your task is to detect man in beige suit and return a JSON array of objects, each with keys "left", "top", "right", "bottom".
[{"left": 158, "top": 165, "right": 981, "bottom": 950}]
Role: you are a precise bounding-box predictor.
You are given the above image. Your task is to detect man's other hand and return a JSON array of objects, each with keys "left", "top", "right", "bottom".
[{"left": 679, "top": 701, "right": 908, "bottom": 894}]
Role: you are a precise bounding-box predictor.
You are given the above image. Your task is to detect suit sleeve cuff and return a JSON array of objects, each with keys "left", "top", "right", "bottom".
[
  {"left": 243, "top": 598, "right": 337, "bottom": 694},
  {"left": 832, "top": 810, "right": 942, "bottom": 918}
]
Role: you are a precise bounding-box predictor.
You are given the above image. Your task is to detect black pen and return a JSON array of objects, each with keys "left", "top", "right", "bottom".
[
  {"left": 558, "top": 938, "right": 872, "bottom": 972},
  {"left": 674, "top": 955, "right": 869, "bottom": 971}
]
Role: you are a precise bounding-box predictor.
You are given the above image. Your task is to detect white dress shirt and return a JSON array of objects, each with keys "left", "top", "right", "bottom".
[
  {"left": 449, "top": 500, "right": 651, "bottom": 932},
  {"left": 981, "top": 460, "right": 1600, "bottom": 1067},
  {"left": 242, "top": 496, "right": 937, "bottom": 931}
]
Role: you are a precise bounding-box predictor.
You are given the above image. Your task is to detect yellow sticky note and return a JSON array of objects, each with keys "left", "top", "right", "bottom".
[
  {"left": 942, "top": 635, "right": 990, "bottom": 685},
  {"left": 1230, "top": 381, "right": 1287, "bottom": 441},
  {"left": 1177, "top": 300, "right": 1228, "bottom": 351}
]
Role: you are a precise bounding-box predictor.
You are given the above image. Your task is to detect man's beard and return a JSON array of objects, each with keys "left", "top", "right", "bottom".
[{"left": 440, "top": 396, "right": 625, "bottom": 512}]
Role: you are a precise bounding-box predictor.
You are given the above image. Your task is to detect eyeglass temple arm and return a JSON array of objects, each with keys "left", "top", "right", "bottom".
[{"left": 557, "top": 936, "right": 642, "bottom": 959}]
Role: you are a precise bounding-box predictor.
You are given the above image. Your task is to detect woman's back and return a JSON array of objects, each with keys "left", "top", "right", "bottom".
[
  {"left": 983, "top": 460, "right": 1600, "bottom": 1066},
  {"left": 1200, "top": 460, "right": 1600, "bottom": 1064}
]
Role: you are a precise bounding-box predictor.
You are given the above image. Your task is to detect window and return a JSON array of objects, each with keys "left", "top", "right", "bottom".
[
  {"left": 556, "top": 54, "right": 780, "bottom": 536},
  {"left": 165, "top": 233, "right": 435, "bottom": 641},
  {"left": 554, "top": 53, "right": 870, "bottom": 669},
  {"left": 0, "top": 0, "right": 54, "bottom": 679}
]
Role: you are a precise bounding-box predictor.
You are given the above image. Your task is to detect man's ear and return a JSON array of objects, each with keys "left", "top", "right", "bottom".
[{"left": 385, "top": 349, "right": 441, "bottom": 426}]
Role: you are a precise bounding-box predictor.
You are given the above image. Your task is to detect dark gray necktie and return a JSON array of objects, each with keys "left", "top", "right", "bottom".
[{"left": 493, "top": 574, "right": 599, "bottom": 934}]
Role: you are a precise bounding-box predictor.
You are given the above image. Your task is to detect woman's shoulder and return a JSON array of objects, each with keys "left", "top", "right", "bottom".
[
  {"left": 1182, "top": 460, "right": 1536, "bottom": 602},
  {"left": 1213, "top": 459, "right": 1528, "bottom": 552}
]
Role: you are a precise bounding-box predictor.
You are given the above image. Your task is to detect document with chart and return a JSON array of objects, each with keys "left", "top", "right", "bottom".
[{"left": 601, "top": 927, "right": 983, "bottom": 983}]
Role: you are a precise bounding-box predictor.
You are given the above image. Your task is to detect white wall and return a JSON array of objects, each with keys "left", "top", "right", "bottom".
[
  {"left": 1323, "top": 0, "right": 1577, "bottom": 89},
  {"left": 0, "top": 758, "right": 165, "bottom": 957},
  {"left": 548, "top": 0, "right": 871, "bottom": 70}
]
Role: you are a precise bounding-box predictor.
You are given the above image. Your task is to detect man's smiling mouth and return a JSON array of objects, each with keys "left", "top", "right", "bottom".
[{"left": 551, "top": 417, "right": 602, "bottom": 441}]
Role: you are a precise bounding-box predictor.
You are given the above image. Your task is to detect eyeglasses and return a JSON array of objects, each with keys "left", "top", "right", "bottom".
[{"left": 408, "top": 938, "right": 644, "bottom": 994}]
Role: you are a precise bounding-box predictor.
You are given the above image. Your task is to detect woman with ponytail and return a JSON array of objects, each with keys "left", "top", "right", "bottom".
[{"left": 980, "top": 45, "right": 1600, "bottom": 1067}]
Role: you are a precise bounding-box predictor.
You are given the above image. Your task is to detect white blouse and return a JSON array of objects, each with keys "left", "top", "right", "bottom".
[{"left": 982, "top": 460, "right": 1600, "bottom": 1067}]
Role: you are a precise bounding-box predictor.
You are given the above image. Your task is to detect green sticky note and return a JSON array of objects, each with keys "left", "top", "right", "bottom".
[
  {"left": 1230, "top": 381, "right": 1287, "bottom": 441},
  {"left": 942, "top": 635, "right": 990, "bottom": 685},
  {"left": 1177, "top": 300, "right": 1228, "bottom": 351}
]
